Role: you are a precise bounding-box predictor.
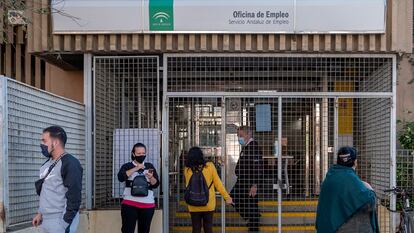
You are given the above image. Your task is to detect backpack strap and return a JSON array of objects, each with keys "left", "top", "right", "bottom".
[
  {"left": 126, "top": 180, "right": 132, "bottom": 187},
  {"left": 208, "top": 181, "right": 214, "bottom": 189},
  {"left": 40, "top": 153, "right": 66, "bottom": 180},
  {"left": 187, "top": 166, "right": 213, "bottom": 186},
  {"left": 190, "top": 166, "right": 200, "bottom": 173},
  {"left": 41, "top": 158, "right": 50, "bottom": 167}
]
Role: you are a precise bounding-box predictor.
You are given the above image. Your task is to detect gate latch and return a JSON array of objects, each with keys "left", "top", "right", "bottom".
[{"left": 273, "top": 180, "right": 288, "bottom": 190}]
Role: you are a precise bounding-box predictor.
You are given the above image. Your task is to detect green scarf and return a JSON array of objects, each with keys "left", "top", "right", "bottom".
[{"left": 316, "top": 165, "right": 379, "bottom": 233}]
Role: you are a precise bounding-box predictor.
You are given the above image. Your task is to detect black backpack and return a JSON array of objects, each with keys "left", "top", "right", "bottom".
[
  {"left": 184, "top": 168, "right": 213, "bottom": 206},
  {"left": 130, "top": 172, "right": 149, "bottom": 197}
]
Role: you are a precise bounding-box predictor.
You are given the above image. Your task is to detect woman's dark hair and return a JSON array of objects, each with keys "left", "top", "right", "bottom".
[
  {"left": 185, "top": 147, "right": 207, "bottom": 170},
  {"left": 130, "top": 143, "right": 147, "bottom": 160},
  {"left": 337, "top": 146, "right": 357, "bottom": 167}
]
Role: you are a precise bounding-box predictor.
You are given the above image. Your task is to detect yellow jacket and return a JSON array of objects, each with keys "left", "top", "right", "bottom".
[{"left": 184, "top": 162, "right": 230, "bottom": 212}]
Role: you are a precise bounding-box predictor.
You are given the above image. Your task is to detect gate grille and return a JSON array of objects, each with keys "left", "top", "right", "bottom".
[
  {"left": 91, "top": 54, "right": 394, "bottom": 232},
  {"left": 167, "top": 56, "right": 392, "bottom": 93},
  {"left": 167, "top": 96, "right": 392, "bottom": 232},
  {"left": 1, "top": 78, "right": 86, "bottom": 228},
  {"left": 165, "top": 54, "right": 394, "bottom": 233},
  {"left": 93, "top": 56, "right": 160, "bottom": 208}
]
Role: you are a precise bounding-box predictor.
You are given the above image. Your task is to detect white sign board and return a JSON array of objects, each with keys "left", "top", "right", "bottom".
[
  {"left": 52, "top": 0, "right": 145, "bottom": 33},
  {"left": 52, "top": 0, "right": 386, "bottom": 33},
  {"left": 295, "top": 0, "right": 386, "bottom": 33},
  {"left": 112, "top": 128, "right": 160, "bottom": 198},
  {"left": 172, "top": 0, "right": 294, "bottom": 32}
]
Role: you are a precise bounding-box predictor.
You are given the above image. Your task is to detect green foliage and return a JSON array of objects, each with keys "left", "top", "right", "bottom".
[
  {"left": 396, "top": 156, "right": 414, "bottom": 210},
  {"left": 399, "top": 122, "right": 414, "bottom": 151},
  {"left": 396, "top": 122, "right": 414, "bottom": 210}
]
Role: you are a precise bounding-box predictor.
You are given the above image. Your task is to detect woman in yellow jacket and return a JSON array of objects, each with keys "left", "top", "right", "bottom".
[{"left": 184, "top": 147, "right": 233, "bottom": 233}]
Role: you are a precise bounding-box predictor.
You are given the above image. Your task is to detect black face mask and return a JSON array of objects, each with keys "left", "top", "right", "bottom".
[
  {"left": 40, "top": 144, "right": 51, "bottom": 158},
  {"left": 134, "top": 155, "right": 146, "bottom": 164},
  {"left": 40, "top": 141, "right": 56, "bottom": 158}
]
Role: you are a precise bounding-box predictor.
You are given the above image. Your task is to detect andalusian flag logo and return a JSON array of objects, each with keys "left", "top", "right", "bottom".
[{"left": 149, "top": 0, "right": 174, "bottom": 31}]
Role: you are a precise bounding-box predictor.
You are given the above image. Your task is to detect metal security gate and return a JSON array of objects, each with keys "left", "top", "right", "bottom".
[
  {"left": 166, "top": 97, "right": 225, "bottom": 233},
  {"left": 93, "top": 56, "right": 161, "bottom": 208},
  {"left": 163, "top": 54, "right": 396, "bottom": 233},
  {"left": 164, "top": 95, "right": 393, "bottom": 233},
  {"left": 223, "top": 97, "right": 281, "bottom": 233},
  {"left": 0, "top": 77, "right": 86, "bottom": 230},
  {"left": 165, "top": 97, "right": 283, "bottom": 233}
]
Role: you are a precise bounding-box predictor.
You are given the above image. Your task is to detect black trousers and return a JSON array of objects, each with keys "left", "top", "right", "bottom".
[
  {"left": 121, "top": 204, "right": 155, "bottom": 233},
  {"left": 190, "top": 211, "right": 214, "bottom": 233},
  {"left": 230, "top": 181, "right": 260, "bottom": 232}
]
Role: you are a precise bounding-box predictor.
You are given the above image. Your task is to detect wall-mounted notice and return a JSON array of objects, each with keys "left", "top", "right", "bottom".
[{"left": 256, "top": 104, "right": 272, "bottom": 132}]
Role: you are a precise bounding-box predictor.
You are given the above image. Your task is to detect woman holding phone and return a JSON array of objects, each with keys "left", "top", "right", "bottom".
[{"left": 117, "top": 143, "right": 159, "bottom": 233}]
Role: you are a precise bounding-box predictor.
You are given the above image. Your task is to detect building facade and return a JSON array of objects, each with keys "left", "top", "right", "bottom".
[{"left": 1, "top": 0, "right": 414, "bottom": 232}]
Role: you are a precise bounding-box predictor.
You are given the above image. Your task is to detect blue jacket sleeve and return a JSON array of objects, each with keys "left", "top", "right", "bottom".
[{"left": 61, "top": 154, "right": 83, "bottom": 224}]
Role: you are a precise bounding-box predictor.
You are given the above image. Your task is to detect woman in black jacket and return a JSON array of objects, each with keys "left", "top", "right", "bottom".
[{"left": 117, "top": 143, "right": 160, "bottom": 233}]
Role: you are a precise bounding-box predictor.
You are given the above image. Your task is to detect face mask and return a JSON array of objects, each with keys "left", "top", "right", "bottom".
[
  {"left": 40, "top": 144, "right": 51, "bottom": 158},
  {"left": 135, "top": 155, "right": 146, "bottom": 164},
  {"left": 238, "top": 137, "right": 245, "bottom": 145}
]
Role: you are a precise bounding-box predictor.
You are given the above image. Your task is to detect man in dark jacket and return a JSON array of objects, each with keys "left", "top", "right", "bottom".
[
  {"left": 32, "top": 126, "right": 83, "bottom": 233},
  {"left": 231, "top": 126, "right": 263, "bottom": 232}
]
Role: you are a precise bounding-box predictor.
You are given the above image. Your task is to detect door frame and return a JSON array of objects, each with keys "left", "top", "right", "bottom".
[{"left": 163, "top": 95, "right": 284, "bottom": 233}]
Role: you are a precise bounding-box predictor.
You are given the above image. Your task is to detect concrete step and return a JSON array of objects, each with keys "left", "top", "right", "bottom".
[
  {"left": 171, "top": 225, "right": 316, "bottom": 233},
  {"left": 170, "top": 199, "right": 318, "bottom": 232},
  {"left": 172, "top": 211, "right": 316, "bottom": 225},
  {"left": 172, "top": 200, "right": 318, "bottom": 212}
]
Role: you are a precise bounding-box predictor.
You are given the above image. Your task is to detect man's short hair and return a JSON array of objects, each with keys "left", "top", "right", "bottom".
[
  {"left": 337, "top": 146, "right": 357, "bottom": 167},
  {"left": 43, "top": 126, "right": 67, "bottom": 146}
]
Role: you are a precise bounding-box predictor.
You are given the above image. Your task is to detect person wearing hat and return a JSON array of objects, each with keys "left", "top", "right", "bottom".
[{"left": 316, "top": 146, "right": 379, "bottom": 233}]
